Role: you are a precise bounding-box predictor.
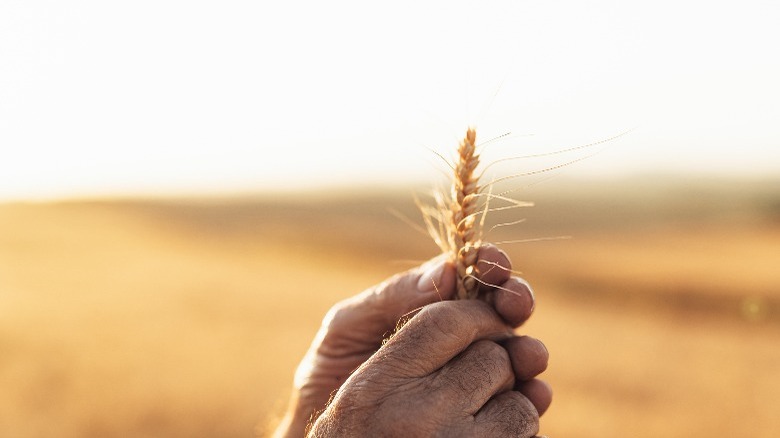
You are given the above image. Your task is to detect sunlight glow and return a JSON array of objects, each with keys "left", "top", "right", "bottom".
[{"left": 2, "top": 0, "right": 779, "bottom": 200}]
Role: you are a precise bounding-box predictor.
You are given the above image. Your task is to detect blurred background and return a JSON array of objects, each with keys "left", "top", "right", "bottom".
[{"left": 1, "top": 1, "right": 779, "bottom": 437}]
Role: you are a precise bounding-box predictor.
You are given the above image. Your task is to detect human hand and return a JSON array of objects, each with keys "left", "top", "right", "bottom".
[
  {"left": 309, "top": 299, "right": 548, "bottom": 437},
  {"left": 272, "top": 245, "right": 550, "bottom": 437}
]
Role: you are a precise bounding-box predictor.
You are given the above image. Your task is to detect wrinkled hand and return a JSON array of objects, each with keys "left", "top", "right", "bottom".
[{"left": 273, "top": 245, "right": 551, "bottom": 437}]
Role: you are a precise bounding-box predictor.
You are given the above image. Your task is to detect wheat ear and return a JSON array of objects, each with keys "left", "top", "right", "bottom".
[
  {"left": 452, "top": 128, "right": 481, "bottom": 299},
  {"left": 418, "top": 127, "right": 486, "bottom": 299}
]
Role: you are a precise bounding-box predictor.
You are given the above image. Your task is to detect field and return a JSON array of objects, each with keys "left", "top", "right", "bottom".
[{"left": 1, "top": 178, "right": 779, "bottom": 437}]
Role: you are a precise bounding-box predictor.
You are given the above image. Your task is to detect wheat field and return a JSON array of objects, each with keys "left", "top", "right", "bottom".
[{"left": 1, "top": 179, "right": 779, "bottom": 437}]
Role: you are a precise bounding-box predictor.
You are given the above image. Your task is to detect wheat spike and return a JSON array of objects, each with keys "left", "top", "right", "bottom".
[
  {"left": 418, "top": 127, "right": 486, "bottom": 300},
  {"left": 451, "top": 127, "right": 481, "bottom": 299},
  {"left": 420, "top": 126, "right": 623, "bottom": 300}
]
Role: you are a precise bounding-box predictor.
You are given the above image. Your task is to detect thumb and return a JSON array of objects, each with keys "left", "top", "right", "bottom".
[{"left": 324, "top": 256, "right": 456, "bottom": 344}]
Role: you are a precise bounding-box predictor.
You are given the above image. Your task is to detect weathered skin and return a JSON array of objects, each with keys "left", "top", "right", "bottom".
[{"left": 272, "top": 244, "right": 551, "bottom": 438}]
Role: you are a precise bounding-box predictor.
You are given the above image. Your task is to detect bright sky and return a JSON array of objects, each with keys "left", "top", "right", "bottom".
[{"left": 2, "top": 0, "right": 779, "bottom": 201}]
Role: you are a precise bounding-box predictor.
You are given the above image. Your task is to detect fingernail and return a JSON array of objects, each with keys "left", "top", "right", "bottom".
[
  {"left": 518, "top": 277, "right": 535, "bottom": 312},
  {"left": 417, "top": 259, "right": 446, "bottom": 293}
]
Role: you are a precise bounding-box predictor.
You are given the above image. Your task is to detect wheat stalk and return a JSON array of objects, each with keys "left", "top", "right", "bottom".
[
  {"left": 419, "top": 127, "right": 484, "bottom": 300},
  {"left": 451, "top": 128, "right": 481, "bottom": 299},
  {"left": 422, "top": 126, "right": 588, "bottom": 300}
]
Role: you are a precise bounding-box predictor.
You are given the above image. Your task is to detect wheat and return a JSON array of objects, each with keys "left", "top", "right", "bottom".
[
  {"left": 422, "top": 126, "right": 621, "bottom": 300},
  {"left": 420, "top": 127, "right": 627, "bottom": 299},
  {"left": 451, "top": 128, "right": 481, "bottom": 299},
  {"left": 420, "top": 127, "right": 484, "bottom": 300}
]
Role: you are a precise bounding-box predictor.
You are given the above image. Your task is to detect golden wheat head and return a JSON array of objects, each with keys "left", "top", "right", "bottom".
[
  {"left": 451, "top": 128, "right": 481, "bottom": 299},
  {"left": 419, "top": 128, "right": 484, "bottom": 300}
]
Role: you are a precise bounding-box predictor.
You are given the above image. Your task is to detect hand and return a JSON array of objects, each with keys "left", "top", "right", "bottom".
[{"left": 272, "top": 245, "right": 551, "bottom": 437}]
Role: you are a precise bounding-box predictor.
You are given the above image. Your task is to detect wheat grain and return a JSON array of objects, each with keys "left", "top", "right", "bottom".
[
  {"left": 418, "top": 127, "right": 485, "bottom": 300},
  {"left": 451, "top": 128, "right": 481, "bottom": 299}
]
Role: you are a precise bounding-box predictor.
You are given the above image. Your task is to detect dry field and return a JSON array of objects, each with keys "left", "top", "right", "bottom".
[{"left": 1, "top": 179, "right": 779, "bottom": 437}]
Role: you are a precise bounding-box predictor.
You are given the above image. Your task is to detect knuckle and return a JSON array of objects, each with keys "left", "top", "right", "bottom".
[
  {"left": 492, "top": 392, "right": 540, "bottom": 437},
  {"left": 471, "top": 340, "right": 512, "bottom": 372},
  {"left": 469, "top": 341, "right": 512, "bottom": 386},
  {"left": 433, "top": 341, "right": 512, "bottom": 397},
  {"left": 419, "top": 300, "right": 494, "bottom": 338},
  {"left": 419, "top": 302, "right": 462, "bottom": 338},
  {"left": 474, "top": 339, "right": 511, "bottom": 365},
  {"left": 322, "top": 300, "right": 352, "bottom": 331},
  {"left": 468, "top": 341, "right": 512, "bottom": 388}
]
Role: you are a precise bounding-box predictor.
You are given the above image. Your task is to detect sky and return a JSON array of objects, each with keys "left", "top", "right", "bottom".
[{"left": 1, "top": 0, "right": 779, "bottom": 201}]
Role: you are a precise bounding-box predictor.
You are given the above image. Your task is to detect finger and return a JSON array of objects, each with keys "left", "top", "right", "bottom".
[
  {"left": 432, "top": 340, "right": 515, "bottom": 413},
  {"left": 476, "top": 244, "right": 512, "bottom": 290},
  {"left": 493, "top": 277, "right": 535, "bottom": 327},
  {"left": 474, "top": 245, "right": 536, "bottom": 327},
  {"left": 324, "top": 256, "right": 457, "bottom": 350},
  {"left": 504, "top": 336, "right": 549, "bottom": 381},
  {"left": 472, "top": 391, "right": 540, "bottom": 438},
  {"left": 517, "top": 379, "right": 553, "bottom": 416},
  {"left": 376, "top": 300, "right": 514, "bottom": 377}
]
